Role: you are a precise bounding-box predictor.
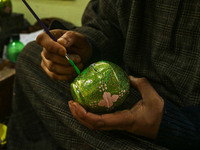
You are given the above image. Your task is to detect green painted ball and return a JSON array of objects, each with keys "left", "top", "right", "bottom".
[{"left": 70, "top": 61, "right": 130, "bottom": 114}]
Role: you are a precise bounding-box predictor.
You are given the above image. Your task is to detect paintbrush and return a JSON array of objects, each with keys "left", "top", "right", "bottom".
[{"left": 22, "top": 0, "right": 80, "bottom": 75}]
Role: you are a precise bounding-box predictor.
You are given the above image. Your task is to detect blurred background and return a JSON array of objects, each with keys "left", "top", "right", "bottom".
[{"left": 12, "top": 0, "right": 89, "bottom": 26}]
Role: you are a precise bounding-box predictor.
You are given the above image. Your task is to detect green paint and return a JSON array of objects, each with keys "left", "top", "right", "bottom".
[{"left": 68, "top": 59, "right": 80, "bottom": 75}]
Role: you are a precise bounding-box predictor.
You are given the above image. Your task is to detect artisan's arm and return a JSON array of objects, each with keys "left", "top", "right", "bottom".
[{"left": 156, "top": 99, "right": 200, "bottom": 149}]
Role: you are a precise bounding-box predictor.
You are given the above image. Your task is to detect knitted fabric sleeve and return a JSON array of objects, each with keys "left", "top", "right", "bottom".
[
  {"left": 156, "top": 99, "right": 200, "bottom": 149},
  {"left": 74, "top": 0, "right": 125, "bottom": 66}
]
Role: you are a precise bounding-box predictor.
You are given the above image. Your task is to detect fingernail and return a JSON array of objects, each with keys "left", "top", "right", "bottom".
[
  {"left": 69, "top": 101, "right": 76, "bottom": 111},
  {"left": 58, "top": 48, "right": 65, "bottom": 56},
  {"left": 58, "top": 37, "right": 68, "bottom": 46},
  {"left": 128, "top": 75, "right": 134, "bottom": 80}
]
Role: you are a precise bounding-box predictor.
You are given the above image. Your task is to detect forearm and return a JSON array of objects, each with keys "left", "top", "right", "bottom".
[{"left": 156, "top": 99, "right": 200, "bottom": 149}]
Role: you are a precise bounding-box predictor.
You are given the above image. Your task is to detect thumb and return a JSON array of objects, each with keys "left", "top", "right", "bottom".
[
  {"left": 57, "top": 34, "right": 70, "bottom": 48},
  {"left": 57, "top": 31, "right": 80, "bottom": 48},
  {"left": 128, "top": 76, "right": 160, "bottom": 104}
]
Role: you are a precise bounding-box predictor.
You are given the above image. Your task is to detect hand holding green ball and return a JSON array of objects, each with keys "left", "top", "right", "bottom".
[{"left": 70, "top": 61, "right": 130, "bottom": 114}]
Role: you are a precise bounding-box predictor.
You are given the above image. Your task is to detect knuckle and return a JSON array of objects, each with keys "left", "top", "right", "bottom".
[
  {"left": 68, "top": 31, "right": 81, "bottom": 40},
  {"left": 47, "top": 43, "right": 56, "bottom": 51},
  {"left": 139, "top": 77, "right": 147, "bottom": 83},
  {"left": 50, "top": 74, "right": 59, "bottom": 80},
  {"left": 137, "top": 77, "right": 147, "bottom": 86},
  {"left": 41, "top": 61, "right": 59, "bottom": 80},
  {"left": 41, "top": 61, "right": 45, "bottom": 70},
  {"left": 45, "top": 53, "right": 52, "bottom": 60},
  {"left": 65, "top": 31, "right": 74, "bottom": 37},
  {"left": 41, "top": 60, "right": 48, "bottom": 72},
  {"left": 67, "top": 30, "right": 75, "bottom": 35},
  {"left": 43, "top": 53, "right": 51, "bottom": 61},
  {"left": 48, "top": 62, "right": 55, "bottom": 72},
  {"left": 79, "top": 112, "right": 87, "bottom": 121},
  {"left": 41, "top": 52, "right": 44, "bottom": 61},
  {"left": 43, "top": 50, "right": 52, "bottom": 60}
]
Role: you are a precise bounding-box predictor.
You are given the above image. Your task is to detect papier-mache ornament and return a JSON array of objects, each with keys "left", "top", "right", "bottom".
[{"left": 70, "top": 61, "right": 130, "bottom": 114}]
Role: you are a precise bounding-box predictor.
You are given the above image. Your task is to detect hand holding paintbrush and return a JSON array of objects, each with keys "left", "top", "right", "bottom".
[{"left": 22, "top": 0, "right": 84, "bottom": 76}]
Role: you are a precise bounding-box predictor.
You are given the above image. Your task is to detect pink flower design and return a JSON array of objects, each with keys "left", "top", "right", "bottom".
[{"left": 98, "top": 92, "right": 119, "bottom": 108}]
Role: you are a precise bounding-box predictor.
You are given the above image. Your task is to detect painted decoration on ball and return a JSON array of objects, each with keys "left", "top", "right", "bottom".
[{"left": 70, "top": 61, "right": 130, "bottom": 114}]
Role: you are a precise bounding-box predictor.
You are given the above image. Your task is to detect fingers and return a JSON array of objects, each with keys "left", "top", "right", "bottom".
[
  {"left": 41, "top": 50, "right": 83, "bottom": 80},
  {"left": 68, "top": 101, "right": 134, "bottom": 131},
  {"left": 57, "top": 31, "right": 93, "bottom": 64},
  {"left": 41, "top": 49, "right": 67, "bottom": 65},
  {"left": 36, "top": 30, "right": 66, "bottom": 56},
  {"left": 41, "top": 61, "right": 75, "bottom": 80},
  {"left": 37, "top": 30, "right": 86, "bottom": 80},
  {"left": 129, "top": 76, "right": 157, "bottom": 98},
  {"left": 68, "top": 77, "right": 164, "bottom": 137},
  {"left": 57, "top": 31, "right": 86, "bottom": 48},
  {"left": 128, "top": 76, "right": 163, "bottom": 107},
  {"left": 42, "top": 48, "right": 81, "bottom": 65}
]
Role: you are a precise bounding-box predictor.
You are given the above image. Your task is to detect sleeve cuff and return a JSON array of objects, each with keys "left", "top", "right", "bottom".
[
  {"left": 49, "top": 19, "right": 76, "bottom": 30},
  {"left": 156, "top": 99, "right": 199, "bottom": 149}
]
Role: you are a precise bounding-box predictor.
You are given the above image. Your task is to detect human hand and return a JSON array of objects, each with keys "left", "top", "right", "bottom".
[
  {"left": 68, "top": 76, "right": 164, "bottom": 139},
  {"left": 36, "top": 29, "right": 93, "bottom": 80}
]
